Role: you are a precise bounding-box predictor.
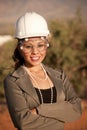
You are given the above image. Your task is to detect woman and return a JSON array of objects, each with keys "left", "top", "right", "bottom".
[{"left": 4, "top": 12, "right": 82, "bottom": 130}]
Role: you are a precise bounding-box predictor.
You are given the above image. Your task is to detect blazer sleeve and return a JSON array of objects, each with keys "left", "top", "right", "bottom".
[{"left": 37, "top": 71, "right": 82, "bottom": 123}]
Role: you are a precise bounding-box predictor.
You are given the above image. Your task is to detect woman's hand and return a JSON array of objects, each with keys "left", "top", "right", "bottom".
[{"left": 30, "top": 108, "right": 37, "bottom": 115}]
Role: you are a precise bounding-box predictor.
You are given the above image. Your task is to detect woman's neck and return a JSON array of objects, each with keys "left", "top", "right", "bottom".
[{"left": 24, "top": 63, "right": 43, "bottom": 73}]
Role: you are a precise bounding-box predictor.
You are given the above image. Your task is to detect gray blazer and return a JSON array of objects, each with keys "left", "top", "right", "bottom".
[{"left": 4, "top": 65, "right": 81, "bottom": 130}]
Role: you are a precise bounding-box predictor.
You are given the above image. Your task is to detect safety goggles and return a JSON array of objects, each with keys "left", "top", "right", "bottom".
[{"left": 18, "top": 37, "right": 49, "bottom": 53}]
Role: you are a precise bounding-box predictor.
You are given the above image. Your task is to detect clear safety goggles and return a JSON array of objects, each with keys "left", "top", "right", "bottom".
[{"left": 18, "top": 37, "right": 49, "bottom": 53}]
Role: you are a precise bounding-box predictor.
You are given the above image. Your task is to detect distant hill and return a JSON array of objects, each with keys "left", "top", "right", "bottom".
[
  {"left": 0, "top": 0, "right": 87, "bottom": 34},
  {"left": 0, "top": 0, "right": 87, "bottom": 24}
]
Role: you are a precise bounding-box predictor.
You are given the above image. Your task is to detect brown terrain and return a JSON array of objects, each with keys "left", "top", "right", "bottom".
[{"left": 0, "top": 99, "right": 87, "bottom": 130}]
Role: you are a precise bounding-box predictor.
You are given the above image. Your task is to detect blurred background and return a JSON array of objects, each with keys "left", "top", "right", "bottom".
[{"left": 0, "top": 0, "right": 87, "bottom": 130}]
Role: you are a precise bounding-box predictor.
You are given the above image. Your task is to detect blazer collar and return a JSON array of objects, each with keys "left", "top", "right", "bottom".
[
  {"left": 12, "top": 66, "right": 40, "bottom": 104},
  {"left": 12, "top": 66, "right": 27, "bottom": 78},
  {"left": 44, "top": 65, "right": 63, "bottom": 101}
]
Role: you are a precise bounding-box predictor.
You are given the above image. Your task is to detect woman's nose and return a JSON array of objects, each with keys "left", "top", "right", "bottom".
[{"left": 31, "top": 46, "right": 39, "bottom": 54}]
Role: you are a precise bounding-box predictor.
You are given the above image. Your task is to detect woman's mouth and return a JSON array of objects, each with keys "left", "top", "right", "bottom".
[{"left": 30, "top": 56, "right": 40, "bottom": 61}]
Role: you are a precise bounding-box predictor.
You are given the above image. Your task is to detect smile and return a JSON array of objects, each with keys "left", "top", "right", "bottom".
[{"left": 30, "top": 56, "right": 40, "bottom": 61}]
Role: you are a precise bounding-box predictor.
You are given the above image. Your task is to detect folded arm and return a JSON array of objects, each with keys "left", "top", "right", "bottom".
[{"left": 37, "top": 71, "right": 82, "bottom": 123}]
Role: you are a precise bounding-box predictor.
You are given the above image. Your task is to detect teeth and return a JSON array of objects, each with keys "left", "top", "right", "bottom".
[{"left": 31, "top": 57, "right": 39, "bottom": 60}]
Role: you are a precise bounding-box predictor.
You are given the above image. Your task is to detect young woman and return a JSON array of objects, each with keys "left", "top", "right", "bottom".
[{"left": 4, "top": 12, "right": 82, "bottom": 130}]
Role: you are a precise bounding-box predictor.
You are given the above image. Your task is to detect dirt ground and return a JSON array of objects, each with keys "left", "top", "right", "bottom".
[{"left": 0, "top": 100, "right": 87, "bottom": 130}]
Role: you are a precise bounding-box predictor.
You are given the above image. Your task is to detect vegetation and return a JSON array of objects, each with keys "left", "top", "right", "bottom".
[
  {"left": 0, "top": 10, "right": 87, "bottom": 100},
  {"left": 0, "top": 40, "right": 17, "bottom": 100},
  {"left": 45, "top": 11, "right": 87, "bottom": 97}
]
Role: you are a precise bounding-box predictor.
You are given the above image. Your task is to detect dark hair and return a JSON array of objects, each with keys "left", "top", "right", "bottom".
[{"left": 13, "top": 44, "right": 25, "bottom": 70}]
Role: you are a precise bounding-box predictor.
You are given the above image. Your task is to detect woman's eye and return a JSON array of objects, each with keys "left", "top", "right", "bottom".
[
  {"left": 38, "top": 44, "right": 44, "bottom": 48},
  {"left": 25, "top": 45, "right": 32, "bottom": 49}
]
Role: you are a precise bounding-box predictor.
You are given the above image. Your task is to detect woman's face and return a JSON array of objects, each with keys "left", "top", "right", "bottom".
[{"left": 19, "top": 37, "right": 48, "bottom": 67}]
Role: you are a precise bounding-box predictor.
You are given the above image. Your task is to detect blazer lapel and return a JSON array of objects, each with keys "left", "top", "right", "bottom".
[
  {"left": 44, "top": 66, "right": 64, "bottom": 102},
  {"left": 12, "top": 66, "right": 40, "bottom": 105}
]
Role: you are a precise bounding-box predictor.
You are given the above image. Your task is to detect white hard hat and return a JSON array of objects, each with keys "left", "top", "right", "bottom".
[{"left": 15, "top": 12, "right": 50, "bottom": 39}]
